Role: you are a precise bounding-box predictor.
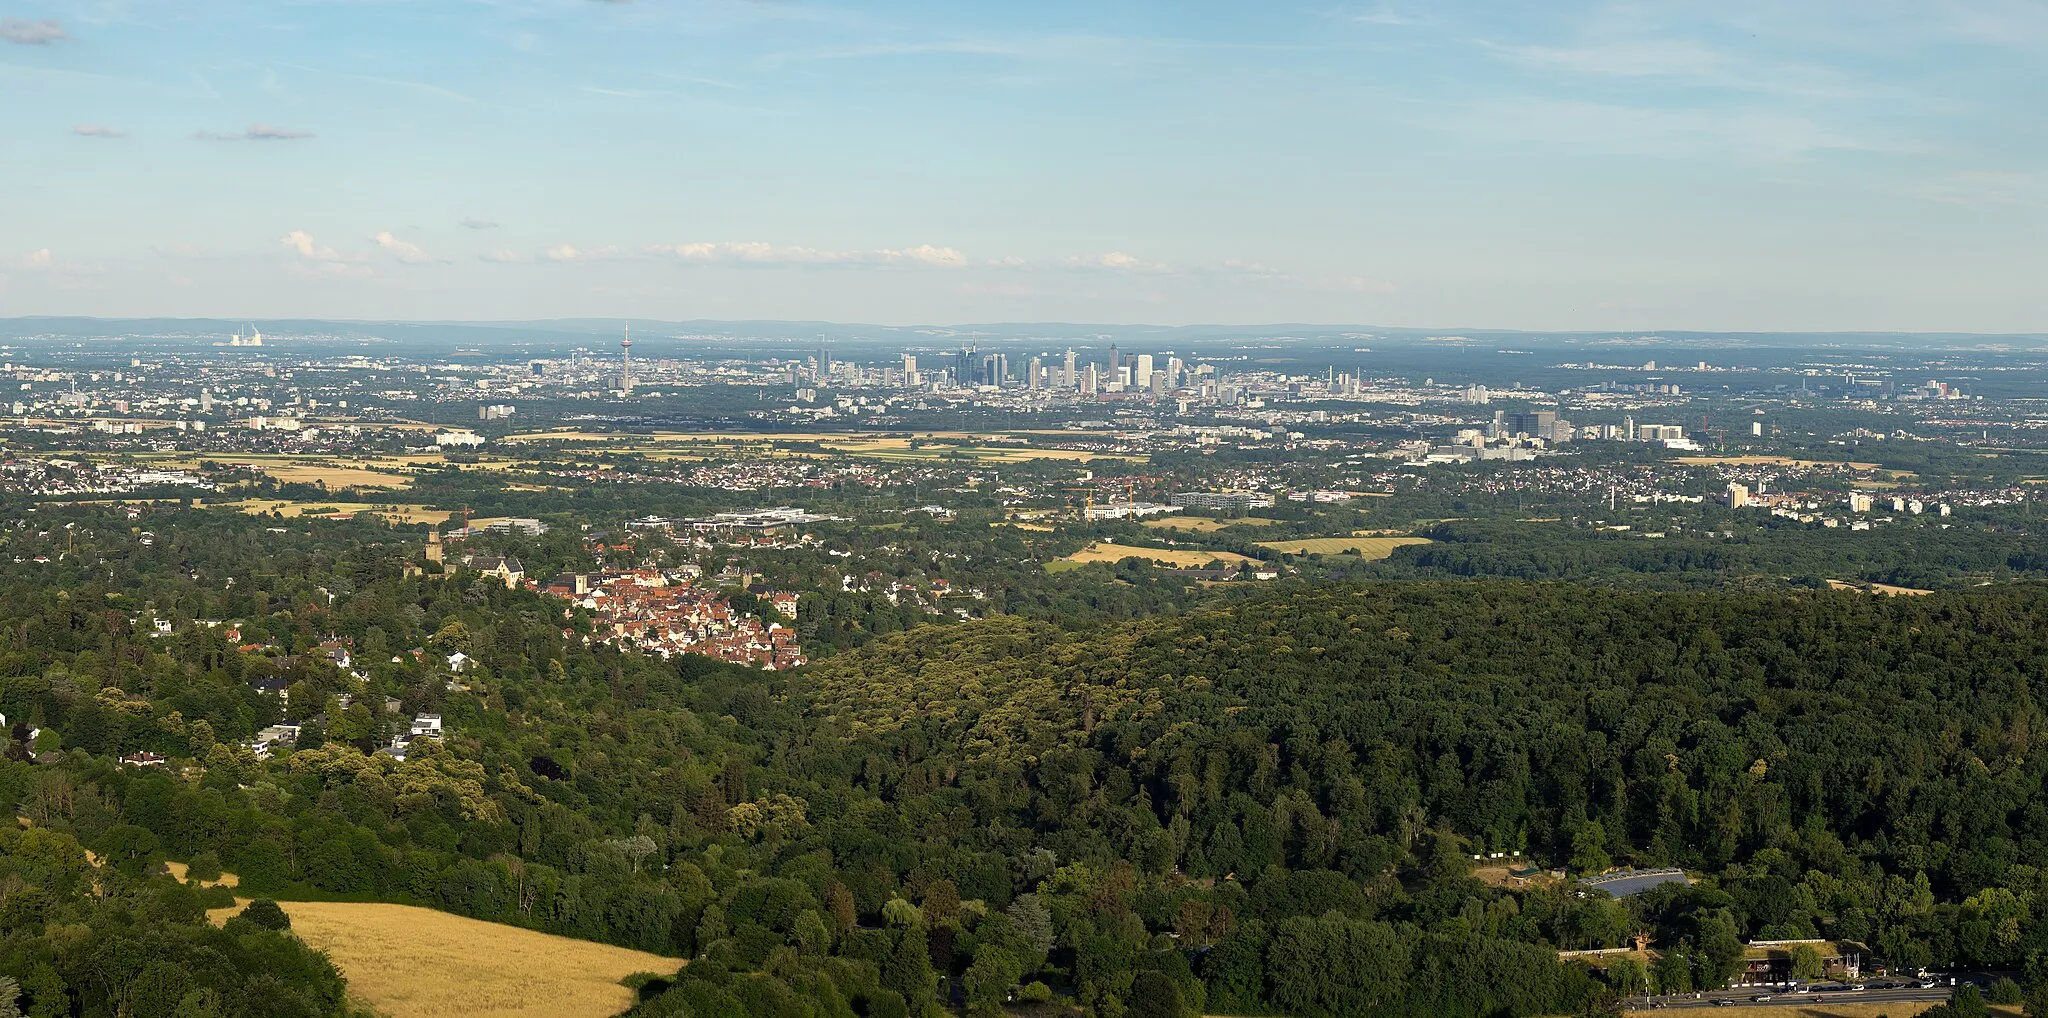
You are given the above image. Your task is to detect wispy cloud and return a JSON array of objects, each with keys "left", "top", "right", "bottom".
[
  {"left": 262, "top": 61, "right": 475, "bottom": 104},
  {"left": 1426, "top": 95, "right": 1912, "bottom": 161},
  {"left": 197, "top": 123, "right": 314, "bottom": 142},
  {"left": 1061, "top": 252, "right": 1172, "bottom": 273},
  {"left": 1486, "top": 36, "right": 1879, "bottom": 100},
  {"left": 73, "top": 124, "right": 125, "bottom": 139},
  {"left": 0, "top": 18, "right": 66, "bottom": 45},
  {"left": 372, "top": 231, "right": 436, "bottom": 264},
  {"left": 460, "top": 217, "right": 500, "bottom": 230},
  {"left": 1346, "top": 4, "right": 1419, "bottom": 27},
  {"left": 281, "top": 231, "right": 341, "bottom": 261},
  {"left": 280, "top": 231, "right": 370, "bottom": 276},
  {"left": 10, "top": 249, "right": 54, "bottom": 271},
  {"left": 646, "top": 241, "right": 970, "bottom": 268},
  {"left": 1902, "top": 169, "right": 2047, "bottom": 208},
  {"left": 479, "top": 249, "right": 528, "bottom": 263},
  {"left": 542, "top": 243, "right": 624, "bottom": 262}
]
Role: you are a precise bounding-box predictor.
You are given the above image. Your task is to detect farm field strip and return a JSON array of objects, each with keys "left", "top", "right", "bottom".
[
  {"left": 1056, "top": 542, "right": 1257, "bottom": 568},
  {"left": 209, "top": 899, "right": 676, "bottom": 1018},
  {"left": 1256, "top": 536, "right": 1432, "bottom": 557},
  {"left": 1142, "top": 516, "right": 1278, "bottom": 532}
]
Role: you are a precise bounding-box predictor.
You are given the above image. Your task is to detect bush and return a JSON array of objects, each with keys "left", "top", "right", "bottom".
[
  {"left": 186, "top": 851, "right": 224, "bottom": 883},
  {"left": 1989, "top": 977, "right": 2024, "bottom": 1005},
  {"left": 1017, "top": 982, "right": 1054, "bottom": 1004},
  {"left": 237, "top": 899, "right": 292, "bottom": 931}
]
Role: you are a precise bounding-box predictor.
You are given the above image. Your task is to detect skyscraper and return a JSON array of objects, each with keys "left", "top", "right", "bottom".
[
  {"left": 1134, "top": 354, "right": 1154, "bottom": 390},
  {"left": 1063, "top": 349, "right": 1077, "bottom": 388}
]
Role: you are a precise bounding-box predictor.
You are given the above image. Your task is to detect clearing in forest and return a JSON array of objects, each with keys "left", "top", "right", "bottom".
[
  {"left": 212, "top": 499, "right": 451, "bottom": 524},
  {"left": 1056, "top": 542, "right": 1256, "bottom": 569},
  {"left": 209, "top": 899, "right": 676, "bottom": 1018},
  {"left": 1142, "top": 516, "right": 1277, "bottom": 532},
  {"left": 1256, "top": 536, "right": 1431, "bottom": 558},
  {"left": 1826, "top": 580, "right": 1935, "bottom": 596}
]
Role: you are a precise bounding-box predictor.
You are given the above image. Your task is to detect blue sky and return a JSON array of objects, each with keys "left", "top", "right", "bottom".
[{"left": 0, "top": 0, "right": 2043, "bottom": 330}]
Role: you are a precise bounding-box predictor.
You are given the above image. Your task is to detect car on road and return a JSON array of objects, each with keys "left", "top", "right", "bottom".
[
  {"left": 1711, "top": 999, "right": 1737, "bottom": 1007},
  {"left": 1750, "top": 994, "right": 1774, "bottom": 1002}
]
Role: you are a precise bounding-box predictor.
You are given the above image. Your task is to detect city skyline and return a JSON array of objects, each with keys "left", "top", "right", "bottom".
[{"left": 1, "top": 1, "right": 2044, "bottom": 331}]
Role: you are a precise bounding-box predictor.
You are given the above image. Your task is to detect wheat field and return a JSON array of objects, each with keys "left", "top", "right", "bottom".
[
  {"left": 1058, "top": 542, "right": 1257, "bottom": 568},
  {"left": 1255, "top": 536, "right": 1431, "bottom": 558},
  {"left": 210, "top": 900, "right": 677, "bottom": 1018}
]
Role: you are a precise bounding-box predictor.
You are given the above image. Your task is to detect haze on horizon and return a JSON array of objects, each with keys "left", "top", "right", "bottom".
[{"left": 0, "top": 0, "right": 2042, "bottom": 333}]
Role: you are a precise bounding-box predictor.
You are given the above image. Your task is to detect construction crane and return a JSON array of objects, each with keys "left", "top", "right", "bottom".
[
  {"left": 1107, "top": 475, "right": 1166, "bottom": 518},
  {"left": 1063, "top": 487, "right": 1098, "bottom": 521}
]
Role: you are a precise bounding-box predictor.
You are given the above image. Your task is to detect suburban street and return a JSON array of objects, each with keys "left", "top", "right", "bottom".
[{"left": 1631, "top": 986, "right": 1955, "bottom": 1010}]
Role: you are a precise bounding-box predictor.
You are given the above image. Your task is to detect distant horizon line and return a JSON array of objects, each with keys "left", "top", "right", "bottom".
[{"left": 0, "top": 314, "right": 2044, "bottom": 340}]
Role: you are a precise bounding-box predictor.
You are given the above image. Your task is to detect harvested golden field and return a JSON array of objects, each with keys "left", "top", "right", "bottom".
[
  {"left": 1058, "top": 542, "right": 1257, "bottom": 568},
  {"left": 140, "top": 453, "right": 417, "bottom": 490},
  {"left": 212, "top": 900, "right": 676, "bottom": 1018},
  {"left": 162, "top": 860, "right": 239, "bottom": 888},
  {"left": 1143, "top": 516, "right": 1278, "bottom": 532},
  {"left": 213, "top": 499, "right": 452, "bottom": 524},
  {"left": 1827, "top": 579, "right": 1935, "bottom": 596},
  {"left": 1257, "top": 536, "right": 1431, "bottom": 558}
]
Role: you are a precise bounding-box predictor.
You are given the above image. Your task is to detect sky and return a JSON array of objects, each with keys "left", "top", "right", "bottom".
[{"left": 0, "top": 0, "right": 2044, "bottom": 331}]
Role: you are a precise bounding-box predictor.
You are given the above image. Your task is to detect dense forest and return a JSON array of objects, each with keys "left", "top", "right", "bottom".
[{"left": 9, "top": 494, "right": 2048, "bottom": 1018}]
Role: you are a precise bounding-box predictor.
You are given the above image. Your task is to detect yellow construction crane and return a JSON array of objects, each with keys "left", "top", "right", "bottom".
[{"left": 1063, "top": 487, "right": 1098, "bottom": 520}]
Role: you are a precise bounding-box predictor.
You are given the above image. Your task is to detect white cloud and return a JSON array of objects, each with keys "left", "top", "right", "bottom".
[
  {"left": 281, "top": 231, "right": 340, "bottom": 261},
  {"left": 11, "top": 249, "right": 54, "bottom": 271},
  {"left": 0, "top": 18, "right": 66, "bottom": 45},
  {"left": 1214, "top": 258, "right": 1288, "bottom": 279},
  {"left": 544, "top": 244, "right": 585, "bottom": 261},
  {"left": 1061, "top": 251, "right": 1171, "bottom": 273},
  {"left": 647, "top": 241, "right": 969, "bottom": 268},
  {"left": 279, "top": 231, "right": 370, "bottom": 276},
  {"left": 878, "top": 244, "right": 969, "bottom": 267},
  {"left": 372, "top": 231, "right": 435, "bottom": 263},
  {"left": 73, "top": 124, "right": 125, "bottom": 139}
]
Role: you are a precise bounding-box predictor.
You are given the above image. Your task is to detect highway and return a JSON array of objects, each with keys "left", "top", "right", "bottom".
[{"left": 1630, "top": 986, "right": 1953, "bottom": 1010}]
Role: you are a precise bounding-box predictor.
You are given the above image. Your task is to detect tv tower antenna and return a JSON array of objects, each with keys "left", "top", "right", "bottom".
[{"left": 620, "top": 322, "right": 634, "bottom": 393}]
